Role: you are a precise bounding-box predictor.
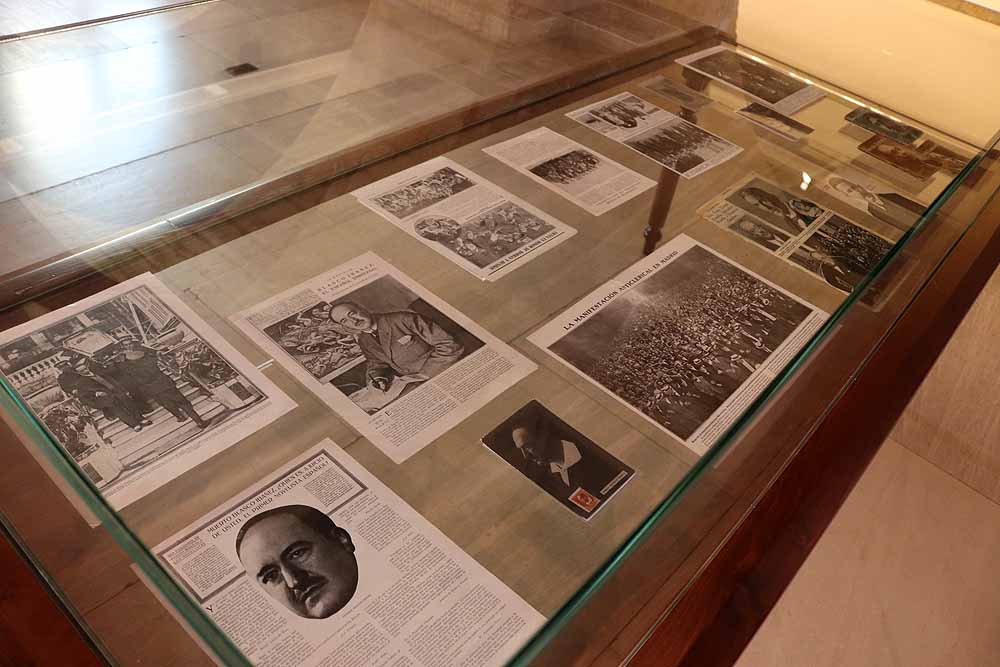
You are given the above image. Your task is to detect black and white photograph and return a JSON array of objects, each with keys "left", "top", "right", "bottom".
[
  {"left": 737, "top": 102, "right": 814, "bottom": 142},
  {"left": 416, "top": 202, "right": 555, "bottom": 269},
  {"left": 641, "top": 74, "right": 713, "bottom": 110},
  {"left": 722, "top": 176, "right": 825, "bottom": 235},
  {"left": 624, "top": 117, "right": 744, "bottom": 178},
  {"left": 0, "top": 274, "right": 294, "bottom": 509},
  {"left": 355, "top": 157, "right": 575, "bottom": 280},
  {"left": 789, "top": 215, "right": 894, "bottom": 295},
  {"left": 821, "top": 170, "right": 926, "bottom": 230},
  {"left": 235, "top": 254, "right": 536, "bottom": 463},
  {"left": 845, "top": 108, "right": 923, "bottom": 144},
  {"left": 482, "top": 401, "right": 635, "bottom": 519},
  {"left": 579, "top": 93, "right": 662, "bottom": 132},
  {"left": 918, "top": 140, "right": 972, "bottom": 176},
  {"left": 859, "top": 136, "right": 938, "bottom": 180},
  {"left": 676, "top": 45, "right": 825, "bottom": 114},
  {"left": 483, "top": 127, "right": 655, "bottom": 216},
  {"left": 530, "top": 237, "right": 826, "bottom": 454},
  {"left": 725, "top": 215, "right": 793, "bottom": 252},
  {"left": 156, "top": 443, "right": 544, "bottom": 666},
  {"left": 371, "top": 165, "right": 474, "bottom": 219}
]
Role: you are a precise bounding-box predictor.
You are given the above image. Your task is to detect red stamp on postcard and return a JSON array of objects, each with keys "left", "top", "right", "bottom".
[{"left": 569, "top": 488, "right": 600, "bottom": 513}]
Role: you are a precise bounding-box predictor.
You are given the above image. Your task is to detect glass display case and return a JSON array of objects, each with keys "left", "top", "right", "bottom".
[{"left": 1, "top": 2, "right": 998, "bottom": 666}]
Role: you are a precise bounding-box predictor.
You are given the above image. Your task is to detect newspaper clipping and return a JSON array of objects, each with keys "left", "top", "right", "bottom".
[
  {"left": 676, "top": 45, "right": 825, "bottom": 115},
  {"left": 233, "top": 253, "right": 536, "bottom": 463},
  {"left": 567, "top": 92, "right": 742, "bottom": 179},
  {"left": 483, "top": 127, "right": 656, "bottom": 216},
  {"left": 482, "top": 400, "right": 634, "bottom": 520},
  {"left": 0, "top": 274, "right": 296, "bottom": 509},
  {"left": 353, "top": 157, "right": 574, "bottom": 281},
  {"left": 155, "top": 442, "right": 545, "bottom": 667},
  {"left": 736, "top": 102, "right": 814, "bottom": 142},
  {"left": 819, "top": 168, "right": 926, "bottom": 231},
  {"left": 529, "top": 236, "right": 826, "bottom": 455},
  {"left": 700, "top": 174, "right": 896, "bottom": 298},
  {"left": 641, "top": 74, "right": 713, "bottom": 110}
]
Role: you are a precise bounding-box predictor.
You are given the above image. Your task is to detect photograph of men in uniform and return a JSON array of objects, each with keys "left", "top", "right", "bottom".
[
  {"left": 483, "top": 401, "right": 634, "bottom": 519},
  {"left": 236, "top": 505, "right": 359, "bottom": 620}
]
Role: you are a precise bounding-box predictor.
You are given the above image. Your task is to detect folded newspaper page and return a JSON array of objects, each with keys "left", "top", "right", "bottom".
[
  {"left": 353, "top": 157, "right": 575, "bottom": 281},
  {"left": 699, "top": 174, "right": 896, "bottom": 299},
  {"left": 529, "top": 235, "right": 827, "bottom": 456},
  {"left": 566, "top": 92, "right": 742, "bottom": 179},
  {"left": 154, "top": 441, "right": 545, "bottom": 666},
  {"left": 233, "top": 253, "right": 536, "bottom": 463},
  {"left": 482, "top": 127, "right": 656, "bottom": 216},
  {"left": 0, "top": 273, "right": 296, "bottom": 509},
  {"left": 676, "top": 45, "right": 825, "bottom": 115}
]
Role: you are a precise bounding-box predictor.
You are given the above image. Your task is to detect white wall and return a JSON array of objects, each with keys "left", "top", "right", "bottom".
[{"left": 736, "top": 0, "right": 1000, "bottom": 146}]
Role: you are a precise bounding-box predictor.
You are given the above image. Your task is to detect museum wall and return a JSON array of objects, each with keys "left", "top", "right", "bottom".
[{"left": 736, "top": 0, "right": 1000, "bottom": 147}]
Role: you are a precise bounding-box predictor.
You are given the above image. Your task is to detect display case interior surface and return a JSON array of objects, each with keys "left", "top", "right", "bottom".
[{"left": 0, "top": 5, "right": 998, "bottom": 665}]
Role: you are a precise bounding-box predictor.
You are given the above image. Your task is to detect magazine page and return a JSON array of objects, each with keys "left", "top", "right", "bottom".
[
  {"left": 233, "top": 253, "right": 536, "bottom": 463},
  {"left": 0, "top": 273, "right": 296, "bottom": 509},
  {"left": 352, "top": 157, "right": 574, "bottom": 281},
  {"left": 529, "top": 235, "right": 827, "bottom": 455},
  {"left": 155, "top": 441, "right": 545, "bottom": 666},
  {"left": 483, "top": 127, "right": 656, "bottom": 216}
]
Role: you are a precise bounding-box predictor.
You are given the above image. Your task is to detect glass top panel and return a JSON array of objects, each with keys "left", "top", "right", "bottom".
[{"left": 0, "top": 3, "right": 997, "bottom": 665}]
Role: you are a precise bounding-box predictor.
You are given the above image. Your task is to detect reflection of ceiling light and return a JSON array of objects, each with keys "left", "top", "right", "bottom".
[{"left": 800, "top": 172, "right": 812, "bottom": 191}]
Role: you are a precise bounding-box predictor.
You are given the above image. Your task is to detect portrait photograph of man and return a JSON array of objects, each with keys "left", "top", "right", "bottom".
[
  {"left": 236, "top": 504, "right": 359, "bottom": 620},
  {"left": 483, "top": 401, "right": 635, "bottom": 519},
  {"left": 724, "top": 177, "right": 825, "bottom": 236}
]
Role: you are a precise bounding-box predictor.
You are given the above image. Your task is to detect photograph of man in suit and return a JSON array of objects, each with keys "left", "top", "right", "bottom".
[
  {"left": 56, "top": 356, "right": 149, "bottom": 432},
  {"left": 329, "top": 301, "right": 464, "bottom": 393},
  {"left": 828, "top": 175, "right": 923, "bottom": 230}
]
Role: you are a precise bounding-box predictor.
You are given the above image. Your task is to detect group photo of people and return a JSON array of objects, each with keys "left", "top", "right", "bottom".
[
  {"left": 625, "top": 117, "right": 739, "bottom": 176},
  {"left": 372, "top": 166, "right": 475, "bottom": 219},
  {"left": 789, "top": 215, "right": 893, "bottom": 295},
  {"left": 550, "top": 246, "right": 812, "bottom": 441},
  {"left": 584, "top": 94, "right": 659, "bottom": 130},
  {"left": 686, "top": 48, "right": 809, "bottom": 105},
  {"left": 0, "top": 286, "right": 265, "bottom": 490},
  {"left": 725, "top": 177, "right": 825, "bottom": 236}
]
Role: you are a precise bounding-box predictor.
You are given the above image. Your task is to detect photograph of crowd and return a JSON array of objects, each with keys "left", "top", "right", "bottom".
[
  {"left": 726, "top": 215, "right": 792, "bottom": 252},
  {"left": 625, "top": 117, "right": 740, "bottom": 176},
  {"left": 642, "top": 74, "right": 713, "bottom": 110},
  {"left": 482, "top": 400, "right": 634, "bottom": 519},
  {"left": 580, "top": 94, "right": 661, "bottom": 131},
  {"left": 788, "top": 215, "right": 894, "bottom": 295},
  {"left": 859, "top": 136, "right": 938, "bottom": 180},
  {"left": 737, "top": 103, "right": 814, "bottom": 142},
  {"left": 372, "top": 166, "right": 474, "bottom": 219},
  {"left": 549, "top": 246, "right": 813, "bottom": 441},
  {"left": 302, "top": 275, "right": 482, "bottom": 414},
  {"left": 414, "top": 202, "right": 555, "bottom": 268},
  {"left": 682, "top": 48, "right": 810, "bottom": 105},
  {"left": 528, "top": 149, "right": 620, "bottom": 196},
  {"left": 724, "top": 177, "right": 825, "bottom": 235},
  {"left": 0, "top": 286, "right": 267, "bottom": 492},
  {"left": 845, "top": 108, "right": 923, "bottom": 144}
]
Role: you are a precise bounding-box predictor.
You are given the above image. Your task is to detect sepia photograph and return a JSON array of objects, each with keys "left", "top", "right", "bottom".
[
  {"left": 788, "top": 215, "right": 894, "bottom": 295},
  {"left": 845, "top": 108, "right": 923, "bottom": 144},
  {"left": 546, "top": 244, "right": 815, "bottom": 443},
  {"left": 918, "top": 140, "right": 971, "bottom": 176},
  {"left": 859, "top": 136, "right": 938, "bottom": 180},
  {"left": 723, "top": 176, "right": 825, "bottom": 235},
  {"left": 0, "top": 275, "right": 293, "bottom": 508},
  {"left": 677, "top": 46, "right": 824, "bottom": 113},
  {"left": 371, "top": 166, "right": 474, "bottom": 219},
  {"left": 726, "top": 215, "right": 793, "bottom": 252},
  {"left": 415, "top": 201, "right": 555, "bottom": 269},
  {"left": 737, "top": 102, "right": 814, "bottom": 142},
  {"left": 624, "top": 116, "right": 742, "bottom": 178},
  {"left": 822, "top": 171, "right": 926, "bottom": 230},
  {"left": 642, "top": 74, "right": 713, "bottom": 110},
  {"left": 482, "top": 401, "right": 634, "bottom": 519}
]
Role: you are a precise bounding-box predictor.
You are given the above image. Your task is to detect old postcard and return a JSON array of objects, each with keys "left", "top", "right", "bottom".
[
  {"left": 482, "top": 400, "right": 635, "bottom": 519},
  {"left": 0, "top": 274, "right": 296, "bottom": 509},
  {"left": 918, "top": 140, "right": 972, "bottom": 176},
  {"left": 641, "top": 74, "right": 713, "bottom": 110},
  {"left": 483, "top": 127, "right": 656, "bottom": 216},
  {"left": 737, "top": 102, "right": 814, "bottom": 142},
  {"left": 155, "top": 442, "right": 544, "bottom": 666},
  {"left": 233, "top": 253, "right": 536, "bottom": 463},
  {"left": 529, "top": 236, "right": 826, "bottom": 455},
  {"left": 845, "top": 108, "right": 923, "bottom": 144},
  {"left": 353, "top": 157, "right": 574, "bottom": 281},
  {"left": 820, "top": 168, "right": 927, "bottom": 231},
  {"left": 859, "top": 136, "right": 938, "bottom": 180},
  {"left": 567, "top": 92, "right": 742, "bottom": 179},
  {"left": 676, "top": 45, "right": 825, "bottom": 114}
]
